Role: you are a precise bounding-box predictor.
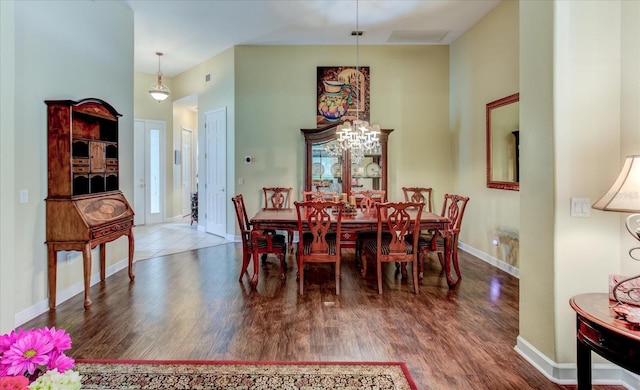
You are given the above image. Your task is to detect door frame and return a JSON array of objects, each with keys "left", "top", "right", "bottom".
[
  {"left": 133, "top": 118, "right": 166, "bottom": 225},
  {"left": 204, "top": 107, "right": 227, "bottom": 237}
]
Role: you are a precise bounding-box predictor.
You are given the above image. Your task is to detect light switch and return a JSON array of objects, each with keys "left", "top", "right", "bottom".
[
  {"left": 570, "top": 198, "right": 591, "bottom": 217},
  {"left": 19, "top": 189, "right": 28, "bottom": 204}
]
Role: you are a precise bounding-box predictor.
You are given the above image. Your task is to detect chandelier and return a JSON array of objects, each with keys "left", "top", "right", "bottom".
[
  {"left": 148, "top": 52, "right": 170, "bottom": 102},
  {"left": 333, "top": 0, "right": 380, "bottom": 163}
]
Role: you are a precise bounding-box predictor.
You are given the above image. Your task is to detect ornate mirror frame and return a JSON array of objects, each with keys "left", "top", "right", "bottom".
[{"left": 486, "top": 93, "right": 520, "bottom": 191}]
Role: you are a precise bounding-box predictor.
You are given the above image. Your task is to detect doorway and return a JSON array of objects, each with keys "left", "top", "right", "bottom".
[
  {"left": 205, "top": 108, "right": 227, "bottom": 237},
  {"left": 181, "top": 127, "right": 194, "bottom": 217},
  {"left": 133, "top": 119, "right": 166, "bottom": 225}
]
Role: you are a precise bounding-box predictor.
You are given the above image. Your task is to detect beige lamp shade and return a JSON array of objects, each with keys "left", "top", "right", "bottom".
[{"left": 592, "top": 155, "right": 640, "bottom": 213}]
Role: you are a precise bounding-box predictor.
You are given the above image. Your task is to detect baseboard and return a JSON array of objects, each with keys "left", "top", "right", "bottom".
[
  {"left": 14, "top": 256, "right": 130, "bottom": 327},
  {"left": 515, "top": 335, "right": 639, "bottom": 389},
  {"left": 459, "top": 241, "right": 520, "bottom": 278}
]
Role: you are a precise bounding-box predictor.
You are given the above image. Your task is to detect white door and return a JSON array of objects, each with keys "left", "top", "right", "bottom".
[
  {"left": 133, "top": 119, "right": 166, "bottom": 225},
  {"left": 205, "top": 108, "right": 227, "bottom": 236},
  {"left": 181, "top": 128, "right": 193, "bottom": 217}
]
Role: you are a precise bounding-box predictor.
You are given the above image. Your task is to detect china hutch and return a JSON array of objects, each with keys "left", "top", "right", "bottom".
[
  {"left": 301, "top": 124, "right": 392, "bottom": 198},
  {"left": 45, "top": 98, "right": 134, "bottom": 310}
]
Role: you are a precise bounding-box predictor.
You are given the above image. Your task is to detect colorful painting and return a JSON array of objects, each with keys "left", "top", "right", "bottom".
[{"left": 317, "top": 66, "right": 370, "bottom": 127}]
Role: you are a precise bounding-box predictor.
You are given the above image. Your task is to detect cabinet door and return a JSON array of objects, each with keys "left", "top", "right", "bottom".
[
  {"left": 311, "top": 138, "right": 344, "bottom": 195},
  {"left": 90, "top": 142, "right": 106, "bottom": 172},
  {"left": 351, "top": 146, "right": 382, "bottom": 191}
]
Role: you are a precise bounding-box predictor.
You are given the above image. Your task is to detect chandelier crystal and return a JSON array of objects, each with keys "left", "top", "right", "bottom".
[
  {"left": 148, "top": 52, "right": 170, "bottom": 102},
  {"left": 332, "top": 0, "right": 380, "bottom": 163}
]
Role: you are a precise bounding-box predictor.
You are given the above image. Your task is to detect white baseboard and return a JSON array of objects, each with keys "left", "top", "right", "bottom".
[
  {"left": 515, "top": 335, "right": 639, "bottom": 389},
  {"left": 14, "top": 257, "right": 130, "bottom": 327},
  {"left": 459, "top": 241, "right": 520, "bottom": 278}
]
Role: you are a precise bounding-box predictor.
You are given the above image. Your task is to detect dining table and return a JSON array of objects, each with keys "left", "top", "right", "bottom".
[{"left": 249, "top": 207, "right": 458, "bottom": 289}]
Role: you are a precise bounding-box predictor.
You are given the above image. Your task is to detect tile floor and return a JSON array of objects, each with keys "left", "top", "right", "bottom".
[{"left": 132, "top": 216, "right": 232, "bottom": 261}]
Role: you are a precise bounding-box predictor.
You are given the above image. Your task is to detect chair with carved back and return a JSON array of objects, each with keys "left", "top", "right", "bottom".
[
  {"left": 361, "top": 201, "right": 423, "bottom": 294},
  {"left": 302, "top": 190, "right": 337, "bottom": 202},
  {"left": 232, "top": 194, "right": 287, "bottom": 287},
  {"left": 402, "top": 187, "right": 433, "bottom": 212},
  {"left": 416, "top": 194, "right": 470, "bottom": 285},
  {"left": 350, "top": 190, "right": 388, "bottom": 266},
  {"left": 294, "top": 200, "right": 343, "bottom": 295},
  {"left": 262, "top": 187, "right": 294, "bottom": 252}
]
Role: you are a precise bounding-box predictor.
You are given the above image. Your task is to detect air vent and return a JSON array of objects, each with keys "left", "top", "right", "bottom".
[{"left": 387, "top": 30, "right": 449, "bottom": 43}]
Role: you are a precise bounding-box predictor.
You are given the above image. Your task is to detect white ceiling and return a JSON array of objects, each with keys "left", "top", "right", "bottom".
[{"left": 124, "top": 0, "right": 500, "bottom": 77}]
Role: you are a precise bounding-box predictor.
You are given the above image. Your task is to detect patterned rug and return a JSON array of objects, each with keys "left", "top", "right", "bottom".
[{"left": 75, "top": 360, "right": 417, "bottom": 390}]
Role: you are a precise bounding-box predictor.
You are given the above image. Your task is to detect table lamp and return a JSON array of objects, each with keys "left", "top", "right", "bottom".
[{"left": 592, "top": 155, "right": 640, "bottom": 305}]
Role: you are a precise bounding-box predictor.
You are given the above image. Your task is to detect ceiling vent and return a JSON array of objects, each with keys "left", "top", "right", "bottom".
[{"left": 387, "top": 30, "right": 449, "bottom": 43}]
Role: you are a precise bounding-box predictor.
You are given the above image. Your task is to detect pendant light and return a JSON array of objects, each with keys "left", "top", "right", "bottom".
[
  {"left": 336, "top": 0, "right": 380, "bottom": 163},
  {"left": 148, "top": 52, "right": 170, "bottom": 102}
]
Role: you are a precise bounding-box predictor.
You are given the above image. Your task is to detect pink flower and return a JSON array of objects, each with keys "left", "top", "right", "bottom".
[
  {"left": 0, "top": 375, "right": 29, "bottom": 390},
  {"left": 38, "top": 328, "right": 71, "bottom": 353},
  {"left": 45, "top": 351, "right": 74, "bottom": 373},
  {"left": 0, "top": 332, "right": 53, "bottom": 376}
]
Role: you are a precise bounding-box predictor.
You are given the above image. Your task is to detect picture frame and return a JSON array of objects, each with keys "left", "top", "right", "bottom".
[{"left": 317, "top": 66, "right": 370, "bottom": 127}]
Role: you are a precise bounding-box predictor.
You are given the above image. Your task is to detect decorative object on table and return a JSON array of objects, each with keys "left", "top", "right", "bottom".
[
  {"left": 148, "top": 52, "right": 170, "bottom": 102},
  {"left": 0, "top": 327, "right": 81, "bottom": 389},
  {"left": 592, "top": 155, "right": 640, "bottom": 307},
  {"left": 75, "top": 360, "right": 417, "bottom": 390}
]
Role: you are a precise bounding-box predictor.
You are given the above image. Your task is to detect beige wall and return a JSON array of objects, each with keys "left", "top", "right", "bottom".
[
  {"left": 1, "top": 0, "right": 134, "bottom": 331},
  {"left": 451, "top": 0, "right": 520, "bottom": 273},
  {"left": 518, "top": 0, "right": 640, "bottom": 371},
  {"left": 0, "top": 0, "right": 16, "bottom": 332},
  {"left": 230, "top": 45, "right": 452, "bottom": 229}
]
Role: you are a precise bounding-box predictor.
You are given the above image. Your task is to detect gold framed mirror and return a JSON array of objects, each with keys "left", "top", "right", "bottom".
[{"left": 486, "top": 93, "right": 519, "bottom": 191}]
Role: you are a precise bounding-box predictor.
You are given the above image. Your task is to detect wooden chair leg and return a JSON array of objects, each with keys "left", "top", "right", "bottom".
[
  {"left": 239, "top": 251, "right": 250, "bottom": 282},
  {"left": 335, "top": 260, "right": 341, "bottom": 295},
  {"left": 279, "top": 254, "right": 286, "bottom": 283},
  {"left": 413, "top": 260, "right": 419, "bottom": 294},
  {"left": 377, "top": 260, "right": 383, "bottom": 295}
]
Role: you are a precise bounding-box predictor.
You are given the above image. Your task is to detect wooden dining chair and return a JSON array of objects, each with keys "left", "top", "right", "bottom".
[
  {"left": 302, "top": 190, "right": 337, "bottom": 202},
  {"left": 294, "top": 200, "right": 343, "bottom": 295},
  {"left": 361, "top": 201, "right": 423, "bottom": 294},
  {"left": 232, "top": 194, "right": 287, "bottom": 287},
  {"left": 402, "top": 187, "right": 433, "bottom": 212},
  {"left": 416, "top": 194, "right": 470, "bottom": 285},
  {"left": 350, "top": 190, "right": 387, "bottom": 266},
  {"left": 262, "top": 187, "right": 294, "bottom": 252}
]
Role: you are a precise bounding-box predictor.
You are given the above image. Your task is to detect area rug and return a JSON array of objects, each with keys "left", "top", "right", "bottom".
[{"left": 75, "top": 359, "right": 417, "bottom": 390}]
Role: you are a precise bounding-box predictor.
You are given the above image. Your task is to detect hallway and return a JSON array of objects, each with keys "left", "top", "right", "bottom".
[{"left": 132, "top": 217, "right": 231, "bottom": 261}]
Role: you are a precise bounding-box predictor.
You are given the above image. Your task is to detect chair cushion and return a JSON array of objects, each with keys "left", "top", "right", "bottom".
[
  {"left": 301, "top": 232, "right": 337, "bottom": 255},
  {"left": 254, "top": 233, "right": 286, "bottom": 249},
  {"left": 363, "top": 239, "right": 414, "bottom": 255}
]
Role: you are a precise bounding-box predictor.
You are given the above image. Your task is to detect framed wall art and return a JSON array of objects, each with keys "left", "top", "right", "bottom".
[{"left": 317, "top": 66, "right": 370, "bottom": 127}]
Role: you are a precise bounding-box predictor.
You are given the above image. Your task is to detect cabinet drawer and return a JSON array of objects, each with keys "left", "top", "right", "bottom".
[
  {"left": 73, "top": 158, "right": 89, "bottom": 165},
  {"left": 106, "top": 158, "right": 118, "bottom": 166},
  {"left": 73, "top": 166, "right": 90, "bottom": 173},
  {"left": 91, "top": 220, "right": 133, "bottom": 240},
  {"left": 105, "top": 166, "right": 118, "bottom": 173}
]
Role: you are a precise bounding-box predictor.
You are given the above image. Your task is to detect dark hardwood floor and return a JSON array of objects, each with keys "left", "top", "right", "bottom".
[{"left": 21, "top": 243, "right": 623, "bottom": 389}]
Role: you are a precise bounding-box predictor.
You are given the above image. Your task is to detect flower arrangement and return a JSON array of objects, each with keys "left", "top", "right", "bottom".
[{"left": 0, "top": 327, "right": 81, "bottom": 390}]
